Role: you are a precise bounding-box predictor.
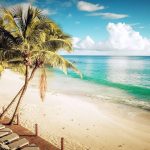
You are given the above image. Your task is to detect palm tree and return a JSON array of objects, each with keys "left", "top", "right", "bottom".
[{"left": 0, "top": 5, "right": 82, "bottom": 125}]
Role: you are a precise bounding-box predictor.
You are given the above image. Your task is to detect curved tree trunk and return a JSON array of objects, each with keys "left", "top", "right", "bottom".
[
  {"left": 0, "top": 66, "right": 37, "bottom": 120},
  {"left": 0, "top": 88, "right": 23, "bottom": 119},
  {"left": 6, "top": 65, "right": 29, "bottom": 125}
]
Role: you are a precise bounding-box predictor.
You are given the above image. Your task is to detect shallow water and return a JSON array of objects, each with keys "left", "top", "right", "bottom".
[{"left": 41, "top": 56, "right": 150, "bottom": 110}]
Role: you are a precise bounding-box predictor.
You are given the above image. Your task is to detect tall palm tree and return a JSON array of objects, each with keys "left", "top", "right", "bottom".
[{"left": 0, "top": 5, "right": 82, "bottom": 125}]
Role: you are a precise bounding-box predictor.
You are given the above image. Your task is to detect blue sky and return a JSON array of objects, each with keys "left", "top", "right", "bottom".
[{"left": 1, "top": 0, "right": 150, "bottom": 55}]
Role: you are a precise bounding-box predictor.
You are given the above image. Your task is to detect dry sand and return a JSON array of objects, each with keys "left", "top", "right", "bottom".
[{"left": 0, "top": 70, "right": 150, "bottom": 150}]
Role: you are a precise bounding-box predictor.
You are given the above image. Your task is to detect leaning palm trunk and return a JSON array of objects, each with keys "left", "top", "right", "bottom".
[
  {"left": 6, "top": 65, "right": 29, "bottom": 125},
  {"left": 0, "top": 66, "right": 37, "bottom": 120}
]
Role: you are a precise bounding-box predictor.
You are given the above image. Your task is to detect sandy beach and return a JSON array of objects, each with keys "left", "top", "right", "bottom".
[{"left": 0, "top": 70, "right": 150, "bottom": 150}]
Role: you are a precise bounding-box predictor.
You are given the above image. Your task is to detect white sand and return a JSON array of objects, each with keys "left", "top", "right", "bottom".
[{"left": 0, "top": 70, "right": 150, "bottom": 150}]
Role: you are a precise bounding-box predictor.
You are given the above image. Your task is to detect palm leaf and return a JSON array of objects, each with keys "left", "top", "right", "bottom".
[
  {"left": 42, "top": 38, "right": 72, "bottom": 52},
  {"left": 1, "top": 8, "right": 21, "bottom": 37},
  {"left": 24, "top": 6, "right": 43, "bottom": 38},
  {"left": 7, "top": 58, "right": 23, "bottom": 64},
  {"left": 39, "top": 68, "right": 47, "bottom": 101},
  {"left": 0, "top": 27, "right": 17, "bottom": 49},
  {"left": 11, "top": 5, "right": 25, "bottom": 37},
  {"left": 2, "top": 49, "right": 22, "bottom": 61},
  {"left": 44, "top": 51, "right": 82, "bottom": 77},
  {"left": 0, "top": 64, "right": 4, "bottom": 74},
  {"left": 0, "top": 17, "right": 4, "bottom": 27},
  {"left": 10, "top": 63, "right": 26, "bottom": 74}
]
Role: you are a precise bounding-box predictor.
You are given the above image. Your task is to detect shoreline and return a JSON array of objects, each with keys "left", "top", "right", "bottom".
[{"left": 0, "top": 70, "right": 150, "bottom": 150}]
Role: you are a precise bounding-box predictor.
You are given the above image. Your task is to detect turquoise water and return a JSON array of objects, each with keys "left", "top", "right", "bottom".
[
  {"left": 65, "top": 56, "right": 150, "bottom": 98},
  {"left": 49, "top": 56, "right": 150, "bottom": 110}
]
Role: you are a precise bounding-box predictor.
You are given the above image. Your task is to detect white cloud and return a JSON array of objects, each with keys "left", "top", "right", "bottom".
[
  {"left": 72, "top": 37, "right": 81, "bottom": 49},
  {"left": 42, "top": 9, "right": 49, "bottom": 15},
  {"left": 80, "top": 36, "right": 95, "bottom": 49},
  {"left": 73, "top": 36, "right": 96, "bottom": 50},
  {"left": 42, "top": 9, "right": 56, "bottom": 15},
  {"left": 77, "top": 1, "right": 105, "bottom": 12},
  {"left": 72, "top": 23, "right": 150, "bottom": 55},
  {"left": 104, "top": 23, "right": 150, "bottom": 51},
  {"left": 88, "top": 12, "right": 128, "bottom": 19}
]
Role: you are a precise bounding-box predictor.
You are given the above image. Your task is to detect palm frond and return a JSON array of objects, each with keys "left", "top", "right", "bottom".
[
  {"left": 27, "top": 32, "right": 72, "bottom": 52},
  {"left": 39, "top": 68, "right": 47, "bottom": 101},
  {"left": 0, "top": 27, "right": 17, "bottom": 49},
  {"left": 1, "top": 7, "right": 21, "bottom": 37},
  {"left": 2, "top": 49, "right": 22, "bottom": 61},
  {"left": 0, "top": 64, "right": 4, "bottom": 74},
  {"left": 44, "top": 51, "right": 82, "bottom": 77},
  {"left": 26, "top": 21, "right": 57, "bottom": 43},
  {"left": 27, "top": 18, "right": 62, "bottom": 37},
  {"left": 10, "top": 63, "right": 26, "bottom": 74},
  {"left": 23, "top": 6, "right": 33, "bottom": 38},
  {"left": 42, "top": 38, "right": 72, "bottom": 52},
  {"left": 27, "top": 30, "right": 46, "bottom": 44},
  {"left": 7, "top": 58, "right": 23, "bottom": 64},
  {"left": 0, "top": 17, "right": 4, "bottom": 27},
  {"left": 34, "top": 8, "right": 44, "bottom": 20},
  {"left": 24, "top": 6, "right": 43, "bottom": 38},
  {"left": 34, "top": 19, "right": 60, "bottom": 32},
  {"left": 11, "top": 5, "right": 25, "bottom": 37}
]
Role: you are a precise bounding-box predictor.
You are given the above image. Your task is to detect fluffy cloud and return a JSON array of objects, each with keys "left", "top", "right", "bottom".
[
  {"left": 42, "top": 8, "right": 56, "bottom": 15},
  {"left": 77, "top": 1, "right": 105, "bottom": 12},
  {"left": 42, "top": 9, "right": 49, "bottom": 15},
  {"left": 88, "top": 13, "right": 128, "bottom": 19},
  {"left": 72, "top": 23, "right": 150, "bottom": 55},
  {"left": 73, "top": 37, "right": 81, "bottom": 49},
  {"left": 73, "top": 36, "right": 95, "bottom": 49},
  {"left": 104, "top": 23, "right": 150, "bottom": 51}
]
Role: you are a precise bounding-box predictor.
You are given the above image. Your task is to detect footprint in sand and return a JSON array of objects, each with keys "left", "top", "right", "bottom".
[{"left": 118, "top": 145, "right": 123, "bottom": 148}]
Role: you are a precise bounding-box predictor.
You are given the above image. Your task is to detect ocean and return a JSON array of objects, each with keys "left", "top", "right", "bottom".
[
  {"left": 1, "top": 56, "right": 150, "bottom": 150},
  {"left": 46, "top": 56, "right": 150, "bottom": 110}
]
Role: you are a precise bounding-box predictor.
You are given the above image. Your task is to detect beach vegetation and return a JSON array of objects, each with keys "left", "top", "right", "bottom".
[{"left": 0, "top": 5, "right": 81, "bottom": 124}]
